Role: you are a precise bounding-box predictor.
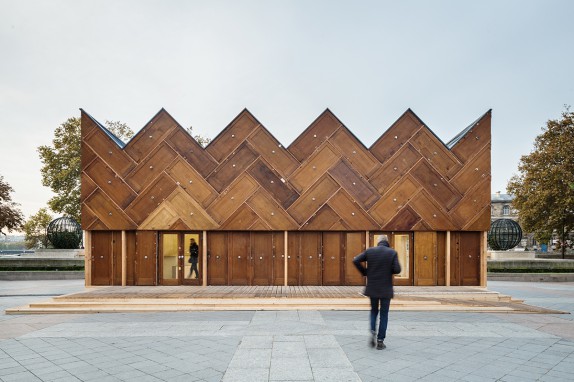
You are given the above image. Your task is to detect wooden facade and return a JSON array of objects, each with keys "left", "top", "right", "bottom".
[{"left": 81, "top": 108, "right": 491, "bottom": 287}]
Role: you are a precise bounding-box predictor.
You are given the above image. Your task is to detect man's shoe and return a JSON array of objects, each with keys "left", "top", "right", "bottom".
[
  {"left": 370, "top": 331, "right": 376, "bottom": 348},
  {"left": 376, "top": 340, "right": 386, "bottom": 350}
]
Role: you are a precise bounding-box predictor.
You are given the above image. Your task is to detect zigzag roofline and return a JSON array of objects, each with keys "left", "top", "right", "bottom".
[{"left": 80, "top": 107, "right": 491, "bottom": 151}]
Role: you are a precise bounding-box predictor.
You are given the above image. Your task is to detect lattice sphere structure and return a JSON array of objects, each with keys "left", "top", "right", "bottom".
[
  {"left": 47, "top": 217, "right": 83, "bottom": 249},
  {"left": 488, "top": 218, "right": 522, "bottom": 250}
]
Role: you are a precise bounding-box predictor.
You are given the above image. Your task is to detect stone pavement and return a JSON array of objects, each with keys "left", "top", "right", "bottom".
[{"left": 0, "top": 280, "right": 573, "bottom": 381}]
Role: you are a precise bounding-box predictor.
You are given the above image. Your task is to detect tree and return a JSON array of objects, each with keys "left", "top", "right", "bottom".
[
  {"left": 507, "top": 107, "right": 574, "bottom": 258},
  {"left": 0, "top": 175, "right": 25, "bottom": 235},
  {"left": 23, "top": 208, "right": 53, "bottom": 249},
  {"left": 38, "top": 118, "right": 134, "bottom": 223},
  {"left": 187, "top": 126, "right": 211, "bottom": 147}
]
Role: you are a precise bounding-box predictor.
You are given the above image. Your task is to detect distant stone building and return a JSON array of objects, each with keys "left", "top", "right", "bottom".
[{"left": 491, "top": 191, "right": 535, "bottom": 249}]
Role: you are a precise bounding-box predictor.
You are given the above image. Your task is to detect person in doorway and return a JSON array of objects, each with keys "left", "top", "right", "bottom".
[
  {"left": 353, "top": 234, "right": 401, "bottom": 350},
  {"left": 188, "top": 238, "right": 199, "bottom": 279}
]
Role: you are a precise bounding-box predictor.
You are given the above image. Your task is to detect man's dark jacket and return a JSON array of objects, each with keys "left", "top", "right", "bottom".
[{"left": 353, "top": 241, "right": 401, "bottom": 298}]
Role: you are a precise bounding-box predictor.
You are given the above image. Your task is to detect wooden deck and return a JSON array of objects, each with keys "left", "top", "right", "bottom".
[
  {"left": 53, "top": 285, "right": 494, "bottom": 300},
  {"left": 6, "top": 286, "right": 565, "bottom": 315}
]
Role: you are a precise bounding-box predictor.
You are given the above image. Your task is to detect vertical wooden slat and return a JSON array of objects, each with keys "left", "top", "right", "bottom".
[
  {"left": 122, "top": 230, "right": 127, "bottom": 286},
  {"left": 84, "top": 230, "right": 92, "bottom": 286},
  {"left": 284, "top": 231, "right": 288, "bottom": 287},
  {"left": 480, "top": 231, "right": 488, "bottom": 287},
  {"left": 445, "top": 231, "right": 451, "bottom": 286},
  {"left": 202, "top": 231, "right": 207, "bottom": 287}
]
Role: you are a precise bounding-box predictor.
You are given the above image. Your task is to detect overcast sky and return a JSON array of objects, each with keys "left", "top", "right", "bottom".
[{"left": 1, "top": 0, "right": 573, "bottom": 224}]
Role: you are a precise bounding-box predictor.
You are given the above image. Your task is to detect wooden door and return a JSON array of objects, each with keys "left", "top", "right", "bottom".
[
  {"left": 450, "top": 232, "right": 461, "bottom": 286},
  {"left": 272, "top": 232, "right": 286, "bottom": 286},
  {"left": 135, "top": 231, "right": 156, "bottom": 286},
  {"left": 301, "top": 232, "right": 322, "bottom": 285},
  {"left": 344, "top": 232, "right": 365, "bottom": 285},
  {"left": 414, "top": 232, "right": 437, "bottom": 286},
  {"left": 125, "top": 231, "right": 136, "bottom": 286},
  {"left": 112, "top": 232, "right": 122, "bottom": 286},
  {"left": 460, "top": 232, "right": 481, "bottom": 285},
  {"left": 252, "top": 232, "right": 273, "bottom": 286},
  {"left": 207, "top": 232, "right": 228, "bottom": 285},
  {"left": 287, "top": 232, "right": 301, "bottom": 286},
  {"left": 229, "top": 232, "right": 250, "bottom": 285},
  {"left": 322, "top": 232, "right": 342, "bottom": 285},
  {"left": 91, "top": 231, "right": 112, "bottom": 285}
]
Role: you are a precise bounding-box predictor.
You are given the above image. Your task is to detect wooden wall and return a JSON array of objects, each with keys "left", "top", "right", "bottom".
[{"left": 80, "top": 108, "right": 491, "bottom": 232}]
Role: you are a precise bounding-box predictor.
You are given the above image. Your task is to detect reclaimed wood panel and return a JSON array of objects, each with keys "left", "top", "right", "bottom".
[
  {"left": 166, "top": 159, "right": 218, "bottom": 208},
  {"left": 207, "top": 142, "right": 259, "bottom": 192},
  {"left": 247, "top": 127, "right": 299, "bottom": 177},
  {"left": 125, "top": 144, "right": 177, "bottom": 193},
  {"left": 81, "top": 108, "right": 491, "bottom": 232},
  {"left": 411, "top": 161, "right": 462, "bottom": 210},
  {"left": 84, "top": 127, "right": 135, "bottom": 177},
  {"left": 207, "top": 174, "right": 259, "bottom": 224},
  {"left": 410, "top": 128, "right": 462, "bottom": 179},
  {"left": 369, "top": 143, "right": 421, "bottom": 194},
  {"left": 247, "top": 159, "right": 299, "bottom": 209},
  {"left": 327, "top": 190, "right": 378, "bottom": 230},
  {"left": 370, "top": 109, "right": 422, "bottom": 163},
  {"left": 289, "top": 143, "right": 339, "bottom": 192},
  {"left": 85, "top": 189, "right": 137, "bottom": 229},
  {"left": 451, "top": 144, "right": 491, "bottom": 194},
  {"left": 166, "top": 128, "right": 217, "bottom": 177},
  {"left": 369, "top": 176, "right": 419, "bottom": 225},
  {"left": 303, "top": 205, "right": 343, "bottom": 230},
  {"left": 125, "top": 173, "right": 178, "bottom": 225},
  {"left": 287, "top": 175, "right": 340, "bottom": 225},
  {"left": 330, "top": 127, "right": 379, "bottom": 177},
  {"left": 125, "top": 109, "right": 178, "bottom": 163},
  {"left": 85, "top": 159, "right": 136, "bottom": 209},
  {"left": 450, "top": 111, "right": 491, "bottom": 162},
  {"left": 207, "top": 110, "right": 259, "bottom": 162},
  {"left": 289, "top": 109, "right": 340, "bottom": 162},
  {"left": 328, "top": 159, "right": 380, "bottom": 209},
  {"left": 246, "top": 189, "right": 299, "bottom": 230}
]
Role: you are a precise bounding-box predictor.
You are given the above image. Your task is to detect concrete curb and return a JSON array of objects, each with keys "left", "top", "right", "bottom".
[
  {"left": 0, "top": 271, "right": 85, "bottom": 281},
  {"left": 488, "top": 272, "right": 574, "bottom": 282}
]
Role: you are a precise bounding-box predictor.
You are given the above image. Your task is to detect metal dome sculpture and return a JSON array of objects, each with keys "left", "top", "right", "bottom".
[
  {"left": 47, "top": 217, "right": 82, "bottom": 249},
  {"left": 488, "top": 218, "right": 522, "bottom": 250}
]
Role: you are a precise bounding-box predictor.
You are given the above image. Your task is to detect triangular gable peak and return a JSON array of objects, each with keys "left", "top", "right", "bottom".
[
  {"left": 447, "top": 109, "right": 492, "bottom": 162},
  {"left": 205, "top": 108, "right": 262, "bottom": 162},
  {"left": 80, "top": 109, "right": 126, "bottom": 148},
  {"left": 288, "top": 108, "right": 344, "bottom": 162}
]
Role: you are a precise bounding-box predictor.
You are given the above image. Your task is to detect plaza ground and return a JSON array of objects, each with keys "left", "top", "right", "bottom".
[{"left": 1, "top": 280, "right": 573, "bottom": 381}]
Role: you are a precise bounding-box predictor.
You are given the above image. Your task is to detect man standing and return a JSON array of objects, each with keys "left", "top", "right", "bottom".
[
  {"left": 188, "top": 238, "right": 199, "bottom": 279},
  {"left": 353, "top": 234, "right": 401, "bottom": 350}
]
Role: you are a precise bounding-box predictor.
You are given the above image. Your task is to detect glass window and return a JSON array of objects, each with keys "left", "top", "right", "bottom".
[{"left": 503, "top": 205, "right": 510, "bottom": 215}]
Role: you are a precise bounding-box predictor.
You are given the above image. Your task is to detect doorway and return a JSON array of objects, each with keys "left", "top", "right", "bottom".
[
  {"left": 159, "top": 232, "right": 202, "bottom": 285},
  {"left": 370, "top": 232, "right": 413, "bottom": 286}
]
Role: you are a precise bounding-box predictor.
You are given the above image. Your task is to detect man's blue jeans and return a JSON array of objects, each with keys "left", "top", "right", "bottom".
[{"left": 370, "top": 297, "right": 391, "bottom": 341}]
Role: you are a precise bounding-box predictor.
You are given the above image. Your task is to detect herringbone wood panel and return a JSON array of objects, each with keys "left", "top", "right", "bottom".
[{"left": 80, "top": 108, "right": 491, "bottom": 232}]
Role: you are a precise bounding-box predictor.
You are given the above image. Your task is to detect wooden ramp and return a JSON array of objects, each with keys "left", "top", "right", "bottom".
[{"left": 5, "top": 286, "right": 564, "bottom": 314}]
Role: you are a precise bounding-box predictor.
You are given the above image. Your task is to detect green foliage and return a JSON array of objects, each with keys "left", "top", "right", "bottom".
[
  {"left": 507, "top": 107, "right": 574, "bottom": 257},
  {"left": 38, "top": 118, "right": 135, "bottom": 224},
  {"left": 186, "top": 126, "right": 211, "bottom": 147},
  {"left": 0, "top": 175, "right": 24, "bottom": 235},
  {"left": 38, "top": 118, "right": 81, "bottom": 222},
  {"left": 23, "top": 208, "right": 53, "bottom": 249}
]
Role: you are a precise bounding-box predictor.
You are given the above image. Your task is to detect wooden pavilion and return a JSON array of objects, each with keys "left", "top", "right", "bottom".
[{"left": 80, "top": 108, "right": 491, "bottom": 287}]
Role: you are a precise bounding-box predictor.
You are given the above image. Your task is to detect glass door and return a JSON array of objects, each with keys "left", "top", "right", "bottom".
[
  {"left": 370, "top": 232, "right": 413, "bottom": 286},
  {"left": 160, "top": 232, "right": 202, "bottom": 285}
]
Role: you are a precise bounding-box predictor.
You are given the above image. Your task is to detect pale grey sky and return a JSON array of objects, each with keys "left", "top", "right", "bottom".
[{"left": 1, "top": 0, "right": 573, "bottom": 222}]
